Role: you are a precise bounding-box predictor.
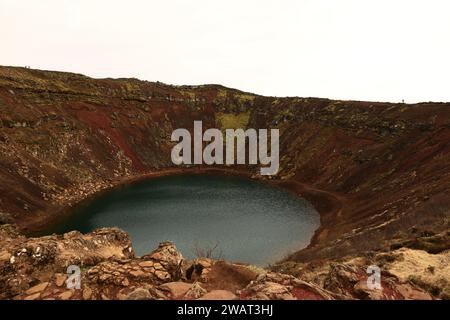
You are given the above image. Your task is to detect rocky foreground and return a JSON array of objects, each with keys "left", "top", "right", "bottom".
[{"left": 0, "top": 225, "right": 448, "bottom": 300}]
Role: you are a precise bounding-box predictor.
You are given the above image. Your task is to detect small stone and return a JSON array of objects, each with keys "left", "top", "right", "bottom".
[
  {"left": 155, "top": 270, "right": 170, "bottom": 281},
  {"left": 199, "top": 290, "right": 237, "bottom": 300},
  {"left": 24, "top": 293, "right": 41, "bottom": 300},
  {"left": 149, "top": 252, "right": 163, "bottom": 260},
  {"left": 184, "top": 282, "right": 207, "bottom": 300},
  {"left": 99, "top": 274, "right": 112, "bottom": 282},
  {"left": 82, "top": 287, "right": 93, "bottom": 300},
  {"left": 159, "top": 282, "right": 193, "bottom": 298},
  {"left": 139, "top": 261, "right": 154, "bottom": 268},
  {"left": 122, "top": 278, "right": 130, "bottom": 286},
  {"left": 126, "top": 288, "right": 152, "bottom": 300},
  {"left": 129, "top": 270, "right": 146, "bottom": 278},
  {"left": 148, "top": 287, "right": 167, "bottom": 299},
  {"left": 25, "top": 282, "right": 49, "bottom": 295},
  {"left": 58, "top": 290, "right": 74, "bottom": 300},
  {"left": 116, "top": 292, "right": 128, "bottom": 300},
  {"left": 88, "top": 268, "right": 99, "bottom": 275},
  {"left": 353, "top": 280, "right": 384, "bottom": 299},
  {"left": 153, "top": 262, "right": 164, "bottom": 270},
  {"left": 55, "top": 274, "right": 67, "bottom": 287}
]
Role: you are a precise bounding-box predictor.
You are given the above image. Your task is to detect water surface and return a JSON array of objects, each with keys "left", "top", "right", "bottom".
[{"left": 47, "top": 174, "right": 319, "bottom": 265}]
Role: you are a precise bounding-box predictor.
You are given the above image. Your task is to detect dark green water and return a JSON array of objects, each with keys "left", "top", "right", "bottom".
[{"left": 47, "top": 174, "right": 319, "bottom": 265}]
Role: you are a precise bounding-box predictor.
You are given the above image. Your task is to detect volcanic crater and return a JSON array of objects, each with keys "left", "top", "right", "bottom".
[{"left": 0, "top": 66, "right": 449, "bottom": 300}]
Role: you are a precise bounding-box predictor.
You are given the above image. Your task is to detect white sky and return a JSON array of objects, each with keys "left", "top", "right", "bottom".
[{"left": 1, "top": 0, "right": 449, "bottom": 102}]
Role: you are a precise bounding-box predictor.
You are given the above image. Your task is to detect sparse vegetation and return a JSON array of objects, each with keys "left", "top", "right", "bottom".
[
  {"left": 216, "top": 112, "right": 250, "bottom": 131},
  {"left": 192, "top": 241, "right": 223, "bottom": 260}
]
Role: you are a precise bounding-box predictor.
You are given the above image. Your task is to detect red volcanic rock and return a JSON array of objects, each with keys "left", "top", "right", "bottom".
[{"left": 0, "top": 226, "right": 443, "bottom": 300}]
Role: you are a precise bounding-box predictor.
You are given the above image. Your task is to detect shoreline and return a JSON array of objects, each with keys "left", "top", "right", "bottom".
[{"left": 17, "top": 166, "right": 343, "bottom": 257}]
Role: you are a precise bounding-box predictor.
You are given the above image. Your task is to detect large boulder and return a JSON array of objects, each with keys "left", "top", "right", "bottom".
[
  {"left": 141, "top": 241, "right": 184, "bottom": 281},
  {"left": 0, "top": 227, "right": 135, "bottom": 299}
]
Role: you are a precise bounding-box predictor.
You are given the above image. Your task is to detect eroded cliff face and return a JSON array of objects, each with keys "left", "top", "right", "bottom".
[{"left": 0, "top": 65, "right": 449, "bottom": 266}]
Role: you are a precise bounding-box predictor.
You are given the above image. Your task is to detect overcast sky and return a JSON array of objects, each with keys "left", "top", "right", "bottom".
[{"left": 1, "top": 0, "right": 449, "bottom": 102}]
